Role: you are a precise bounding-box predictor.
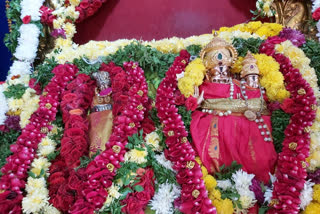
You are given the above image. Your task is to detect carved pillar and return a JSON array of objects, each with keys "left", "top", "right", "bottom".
[{"left": 272, "top": 0, "right": 317, "bottom": 39}]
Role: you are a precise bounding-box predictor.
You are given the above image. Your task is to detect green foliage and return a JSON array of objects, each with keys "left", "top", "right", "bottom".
[
  {"left": 301, "top": 40, "right": 320, "bottom": 86},
  {"left": 99, "top": 199, "right": 125, "bottom": 214},
  {"left": 104, "top": 42, "right": 177, "bottom": 98},
  {"left": 214, "top": 161, "right": 242, "bottom": 180},
  {"left": 47, "top": 150, "right": 60, "bottom": 162},
  {"left": 232, "top": 38, "right": 265, "bottom": 57},
  {"left": 3, "top": 84, "right": 27, "bottom": 99},
  {"left": 186, "top": 44, "right": 202, "bottom": 56},
  {"left": 4, "top": 0, "right": 22, "bottom": 54},
  {"left": 75, "top": 151, "right": 100, "bottom": 171},
  {"left": 177, "top": 106, "right": 192, "bottom": 141},
  {"left": 150, "top": 108, "right": 161, "bottom": 128},
  {"left": 271, "top": 109, "right": 290, "bottom": 153},
  {"left": 0, "top": 130, "right": 21, "bottom": 174},
  {"left": 73, "top": 57, "right": 101, "bottom": 76},
  {"left": 32, "top": 57, "right": 58, "bottom": 89},
  {"left": 259, "top": 205, "right": 269, "bottom": 214}
]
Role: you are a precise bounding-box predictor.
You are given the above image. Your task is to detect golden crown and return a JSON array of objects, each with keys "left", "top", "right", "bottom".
[
  {"left": 240, "top": 51, "right": 259, "bottom": 78},
  {"left": 199, "top": 33, "right": 238, "bottom": 64}
]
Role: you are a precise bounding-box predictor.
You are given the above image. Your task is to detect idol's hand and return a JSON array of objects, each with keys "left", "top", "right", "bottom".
[{"left": 194, "top": 86, "right": 204, "bottom": 105}]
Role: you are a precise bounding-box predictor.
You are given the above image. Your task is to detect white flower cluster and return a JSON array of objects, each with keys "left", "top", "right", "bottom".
[
  {"left": 20, "top": 0, "right": 44, "bottom": 21},
  {"left": 155, "top": 153, "right": 175, "bottom": 172},
  {"left": 0, "top": 85, "right": 9, "bottom": 125},
  {"left": 218, "top": 30, "right": 264, "bottom": 44},
  {"left": 300, "top": 180, "right": 315, "bottom": 210},
  {"left": 264, "top": 173, "right": 276, "bottom": 204},
  {"left": 149, "top": 182, "right": 181, "bottom": 214},
  {"left": 14, "top": 24, "right": 41, "bottom": 61},
  {"left": 1, "top": 0, "right": 44, "bottom": 125},
  {"left": 145, "top": 131, "right": 162, "bottom": 151},
  {"left": 231, "top": 169, "right": 257, "bottom": 212},
  {"left": 255, "top": 0, "right": 275, "bottom": 17},
  {"left": 22, "top": 133, "right": 60, "bottom": 214}
]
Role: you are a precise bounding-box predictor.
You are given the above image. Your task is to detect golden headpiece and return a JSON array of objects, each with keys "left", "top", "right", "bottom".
[
  {"left": 240, "top": 51, "right": 259, "bottom": 78},
  {"left": 199, "top": 33, "right": 238, "bottom": 67}
]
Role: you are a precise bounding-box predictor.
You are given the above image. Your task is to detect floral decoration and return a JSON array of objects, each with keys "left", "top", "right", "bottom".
[
  {"left": 260, "top": 36, "right": 317, "bottom": 213},
  {"left": 156, "top": 50, "right": 216, "bottom": 214},
  {"left": 0, "top": 64, "right": 78, "bottom": 213}
]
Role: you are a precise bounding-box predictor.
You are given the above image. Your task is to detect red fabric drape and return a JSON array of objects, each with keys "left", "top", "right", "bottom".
[{"left": 74, "top": 0, "right": 256, "bottom": 44}]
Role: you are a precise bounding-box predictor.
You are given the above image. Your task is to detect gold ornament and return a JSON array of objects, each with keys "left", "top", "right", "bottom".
[
  {"left": 289, "top": 142, "right": 297, "bottom": 150},
  {"left": 181, "top": 60, "right": 186, "bottom": 64},
  {"left": 199, "top": 33, "right": 238, "bottom": 66},
  {"left": 186, "top": 161, "right": 195, "bottom": 169},
  {"left": 192, "top": 189, "right": 200, "bottom": 198},
  {"left": 132, "top": 64, "right": 137, "bottom": 69},
  {"left": 304, "top": 126, "right": 311, "bottom": 133},
  {"left": 42, "top": 91, "right": 48, "bottom": 96},
  {"left": 137, "top": 90, "right": 144, "bottom": 96},
  {"left": 106, "top": 163, "right": 115, "bottom": 172},
  {"left": 297, "top": 88, "right": 306, "bottom": 95},
  {"left": 301, "top": 161, "right": 307, "bottom": 168},
  {"left": 45, "top": 103, "right": 52, "bottom": 109},
  {"left": 0, "top": 189, "right": 4, "bottom": 194},
  {"left": 40, "top": 127, "right": 49, "bottom": 134},
  {"left": 112, "top": 145, "right": 121, "bottom": 154},
  {"left": 181, "top": 137, "right": 188, "bottom": 143},
  {"left": 129, "top": 123, "right": 135, "bottom": 128},
  {"left": 311, "top": 104, "right": 317, "bottom": 111},
  {"left": 244, "top": 110, "right": 257, "bottom": 121},
  {"left": 240, "top": 51, "right": 260, "bottom": 78},
  {"left": 168, "top": 131, "right": 174, "bottom": 136},
  {"left": 270, "top": 199, "right": 279, "bottom": 207},
  {"left": 137, "top": 104, "right": 143, "bottom": 111}
]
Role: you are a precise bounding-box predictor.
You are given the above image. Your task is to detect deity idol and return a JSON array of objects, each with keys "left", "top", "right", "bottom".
[
  {"left": 88, "top": 71, "right": 113, "bottom": 156},
  {"left": 190, "top": 37, "right": 277, "bottom": 183}
]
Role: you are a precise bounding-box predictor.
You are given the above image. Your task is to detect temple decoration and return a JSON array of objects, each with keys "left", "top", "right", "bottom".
[{"left": 1, "top": 0, "right": 320, "bottom": 212}]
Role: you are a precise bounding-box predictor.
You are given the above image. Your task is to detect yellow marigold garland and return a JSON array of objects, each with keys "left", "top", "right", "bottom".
[
  {"left": 178, "top": 54, "right": 289, "bottom": 102},
  {"left": 275, "top": 40, "right": 320, "bottom": 171},
  {"left": 214, "top": 21, "right": 283, "bottom": 38},
  {"left": 178, "top": 58, "right": 206, "bottom": 97},
  {"left": 195, "top": 157, "right": 234, "bottom": 214}
]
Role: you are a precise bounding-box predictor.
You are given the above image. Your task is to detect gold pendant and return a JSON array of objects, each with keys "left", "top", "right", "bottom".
[{"left": 244, "top": 110, "right": 256, "bottom": 121}]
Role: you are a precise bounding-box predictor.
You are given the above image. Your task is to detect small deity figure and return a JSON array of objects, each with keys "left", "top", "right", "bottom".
[
  {"left": 88, "top": 71, "right": 113, "bottom": 156},
  {"left": 190, "top": 37, "right": 277, "bottom": 183}
]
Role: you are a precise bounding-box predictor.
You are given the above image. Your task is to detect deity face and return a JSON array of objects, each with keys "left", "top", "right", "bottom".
[
  {"left": 204, "top": 49, "right": 233, "bottom": 82},
  {"left": 92, "top": 71, "right": 111, "bottom": 92},
  {"left": 245, "top": 74, "right": 259, "bottom": 88}
]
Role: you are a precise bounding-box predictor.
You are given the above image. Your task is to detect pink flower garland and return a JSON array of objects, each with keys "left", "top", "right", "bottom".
[
  {"left": 155, "top": 50, "right": 216, "bottom": 214},
  {"left": 260, "top": 37, "right": 317, "bottom": 213},
  {"left": 70, "top": 62, "right": 149, "bottom": 213},
  {"left": 0, "top": 64, "right": 78, "bottom": 213}
]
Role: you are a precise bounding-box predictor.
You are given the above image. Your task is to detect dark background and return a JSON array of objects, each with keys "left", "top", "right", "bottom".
[
  {"left": 0, "top": 0, "right": 256, "bottom": 81},
  {"left": 0, "top": 0, "right": 11, "bottom": 81}
]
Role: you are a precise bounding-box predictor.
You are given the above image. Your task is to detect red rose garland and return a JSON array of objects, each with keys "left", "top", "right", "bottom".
[
  {"left": 70, "top": 62, "right": 149, "bottom": 213},
  {"left": 76, "top": 0, "right": 107, "bottom": 23},
  {"left": 155, "top": 50, "right": 216, "bottom": 214},
  {"left": 0, "top": 64, "right": 78, "bottom": 213},
  {"left": 260, "top": 37, "right": 317, "bottom": 213},
  {"left": 48, "top": 74, "right": 95, "bottom": 212}
]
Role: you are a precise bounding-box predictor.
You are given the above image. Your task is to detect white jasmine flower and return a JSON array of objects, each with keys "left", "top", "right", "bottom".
[
  {"left": 217, "top": 179, "right": 232, "bottom": 191},
  {"left": 150, "top": 183, "right": 181, "bottom": 214},
  {"left": 300, "top": 180, "right": 315, "bottom": 210}
]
